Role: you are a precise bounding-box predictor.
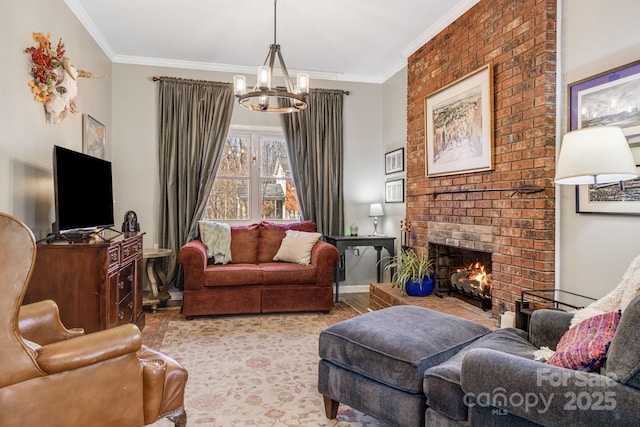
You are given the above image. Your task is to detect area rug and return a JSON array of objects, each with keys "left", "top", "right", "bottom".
[{"left": 148, "top": 303, "right": 389, "bottom": 427}]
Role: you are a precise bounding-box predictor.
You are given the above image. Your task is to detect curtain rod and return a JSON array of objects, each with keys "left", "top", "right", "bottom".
[{"left": 151, "top": 76, "right": 349, "bottom": 95}]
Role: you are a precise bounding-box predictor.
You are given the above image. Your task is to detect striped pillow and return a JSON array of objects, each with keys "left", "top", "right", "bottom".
[{"left": 547, "top": 311, "right": 621, "bottom": 372}]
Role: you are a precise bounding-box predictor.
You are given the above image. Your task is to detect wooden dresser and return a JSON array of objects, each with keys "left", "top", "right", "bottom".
[{"left": 24, "top": 232, "right": 145, "bottom": 333}]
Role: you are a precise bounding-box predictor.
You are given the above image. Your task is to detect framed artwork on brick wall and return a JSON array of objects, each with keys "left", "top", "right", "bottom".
[
  {"left": 425, "top": 64, "right": 494, "bottom": 177},
  {"left": 569, "top": 60, "right": 640, "bottom": 215}
]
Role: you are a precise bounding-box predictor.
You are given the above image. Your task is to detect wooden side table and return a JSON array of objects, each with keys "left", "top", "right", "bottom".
[{"left": 142, "top": 248, "right": 172, "bottom": 313}]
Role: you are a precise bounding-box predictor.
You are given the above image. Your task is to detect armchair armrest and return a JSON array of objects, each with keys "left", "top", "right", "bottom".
[
  {"left": 461, "top": 348, "right": 640, "bottom": 425},
  {"left": 19, "top": 300, "right": 84, "bottom": 345},
  {"left": 529, "top": 308, "right": 574, "bottom": 350},
  {"left": 36, "top": 324, "right": 142, "bottom": 374},
  {"left": 178, "top": 239, "right": 207, "bottom": 290}
]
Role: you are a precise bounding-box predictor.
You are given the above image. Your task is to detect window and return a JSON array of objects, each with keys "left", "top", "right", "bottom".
[{"left": 203, "top": 127, "right": 300, "bottom": 222}]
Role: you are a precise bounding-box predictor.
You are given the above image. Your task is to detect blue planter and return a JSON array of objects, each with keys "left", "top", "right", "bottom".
[{"left": 405, "top": 273, "right": 435, "bottom": 297}]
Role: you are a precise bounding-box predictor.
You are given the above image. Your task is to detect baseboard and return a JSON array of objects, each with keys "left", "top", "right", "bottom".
[{"left": 340, "top": 284, "right": 370, "bottom": 294}]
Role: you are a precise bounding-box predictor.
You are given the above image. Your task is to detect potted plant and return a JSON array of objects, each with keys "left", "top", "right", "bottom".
[{"left": 382, "top": 247, "right": 435, "bottom": 296}]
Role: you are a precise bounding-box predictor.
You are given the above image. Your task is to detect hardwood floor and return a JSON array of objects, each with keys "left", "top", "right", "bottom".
[
  {"left": 342, "top": 287, "right": 497, "bottom": 330},
  {"left": 341, "top": 292, "right": 370, "bottom": 313}
]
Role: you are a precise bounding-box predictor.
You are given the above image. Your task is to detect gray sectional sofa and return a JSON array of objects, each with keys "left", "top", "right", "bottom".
[{"left": 318, "top": 295, "right": 640, "bottom": 426}]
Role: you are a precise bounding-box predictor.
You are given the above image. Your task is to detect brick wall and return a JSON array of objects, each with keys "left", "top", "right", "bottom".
[{"left": 406, "top": 0, "right": 557, "bottom": 315}]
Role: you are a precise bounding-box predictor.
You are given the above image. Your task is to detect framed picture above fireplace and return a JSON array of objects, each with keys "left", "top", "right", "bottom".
[
  {"left": 569, "top": 60, "right": 640, "bottom": 215},
  {"left": 424, "top": 64, "right": 494, "bottom": 177}
]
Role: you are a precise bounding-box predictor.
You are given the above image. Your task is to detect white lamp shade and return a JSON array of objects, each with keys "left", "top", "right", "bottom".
[
  {"left": 555, "top": 126, "right": 638, "bottom": 185},
  {"left": 369, "top": 203, "right": 384, "bottom": 217}
]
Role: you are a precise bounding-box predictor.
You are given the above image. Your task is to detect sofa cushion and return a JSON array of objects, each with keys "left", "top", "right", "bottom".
[
  {"left": 605, "top": 294, "right": 640, "bottom": 389},
  {"left": 273, "top": 230, "right": 322, "bottom": 265},
  {"left": 423, "top": 328, "right": 536, "bottom": 421},
  {"left": 547, "top": 311, "right": 620, "bottom": 372},
  {"left": 319, "top": 305, "right": 490, "bottom": 395},
  {"left": 261, "top": 262, "right": 317, "bottom": 284},
  {"left": 258, "top": 221, "right": 317, "bottom": 263},
  {"left": 230, "top": 224, "right": 260, "bottom": 264},
  {"left": 203, "top": 264, "right": 263, "bottom": 286}
]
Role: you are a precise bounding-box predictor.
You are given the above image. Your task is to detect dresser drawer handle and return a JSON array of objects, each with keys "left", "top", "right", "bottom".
[
  {"left": 119, "top": 281, "right": 125, "bottom": 290},
  {"left": 118, "top": 311, "right": 125, "bottom": 320},
  {"left": 124, "top": 248, "right": 130, "bottom": 256},
  {"left": 128, "top": 274, "right": 134, "bottom": 282},
  {"left": 110, "top": 253, "right": 117, "bottom": 261},
  {"left": 128, "top": 301, "right": 134, "bottom": 309}
]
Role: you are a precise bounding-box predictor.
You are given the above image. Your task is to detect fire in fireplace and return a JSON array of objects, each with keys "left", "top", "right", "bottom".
[{"left": 450, "top": 262, "right": 492, "bottom": 311}]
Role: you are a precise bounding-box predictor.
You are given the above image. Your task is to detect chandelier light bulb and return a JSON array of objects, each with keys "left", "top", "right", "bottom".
[
  {"left": 233, "top": 75, "right": 246, "bottom": 96},
  {"left": 296, "top": 73, "right": 309, "bottom": 94},
  {"left": 257, "top": 66, "right": 271, "bottom": 90}
]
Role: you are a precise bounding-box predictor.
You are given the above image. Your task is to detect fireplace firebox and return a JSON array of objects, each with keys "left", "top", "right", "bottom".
[{"left": 429, "top": 244, "right": 492, "bottom": 311}]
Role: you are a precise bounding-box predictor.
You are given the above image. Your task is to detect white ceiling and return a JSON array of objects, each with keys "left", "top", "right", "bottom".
[{"left": 66, "top": 0, "right": 479, "bottom": 84}]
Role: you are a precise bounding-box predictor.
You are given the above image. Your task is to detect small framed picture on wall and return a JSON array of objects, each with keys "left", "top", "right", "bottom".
[
  {"left": 82, "top": 114, "right": 106, "bottom": 159},
  {"left": 385, "top": 148, "right": 404, "bottom": 174},
  {"left": 385, "top": 179, "right": 405, "bottom": 203}
]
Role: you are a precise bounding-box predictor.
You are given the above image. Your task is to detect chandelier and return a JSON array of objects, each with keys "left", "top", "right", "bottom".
[{"left": 233, "top": 0, "right": 309, "bottom": 113}]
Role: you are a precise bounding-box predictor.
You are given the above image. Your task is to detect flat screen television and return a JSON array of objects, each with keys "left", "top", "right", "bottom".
[{"left": 52, "top": 145, "right": 115, "bottom": 235}]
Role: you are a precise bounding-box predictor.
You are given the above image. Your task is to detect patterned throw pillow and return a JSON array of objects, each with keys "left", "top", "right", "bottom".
[{"left": 547, "top": 311, "right": 621, "bottom": 372}]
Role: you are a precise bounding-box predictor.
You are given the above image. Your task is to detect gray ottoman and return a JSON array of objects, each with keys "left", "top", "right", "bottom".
[{"left": 318, "top": 305, "right": 491, "bottom": 427}]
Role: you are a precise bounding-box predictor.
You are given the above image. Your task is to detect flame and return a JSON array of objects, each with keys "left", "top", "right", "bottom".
[{"left": 456, "top": 261, "right": 491, "bottom": 293}]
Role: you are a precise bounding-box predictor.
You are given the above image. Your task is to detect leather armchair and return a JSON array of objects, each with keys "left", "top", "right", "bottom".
[{"left": 0, "top": 212, "right": 188, "bottom": 426}]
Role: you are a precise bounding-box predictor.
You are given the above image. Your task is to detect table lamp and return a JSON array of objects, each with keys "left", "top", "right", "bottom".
[
  {"left": 369, "top": 203, "right": 384, "bottom": 236},
  {"left": 555, "top": 126, "right": 638, "bottom": 185}
]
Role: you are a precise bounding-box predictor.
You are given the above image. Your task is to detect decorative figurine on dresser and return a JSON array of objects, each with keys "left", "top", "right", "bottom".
[{"left": 122, "top": 210, "right": 141, "bottom": 232}]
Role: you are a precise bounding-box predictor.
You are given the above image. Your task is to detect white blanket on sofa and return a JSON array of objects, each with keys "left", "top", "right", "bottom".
[{"left": 198, "top": 220, "right": 232, "bottom": 264}]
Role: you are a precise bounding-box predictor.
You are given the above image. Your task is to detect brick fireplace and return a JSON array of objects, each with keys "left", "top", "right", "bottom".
[{"left": 405, "top": 0, "right": 557, "bottom": 316}]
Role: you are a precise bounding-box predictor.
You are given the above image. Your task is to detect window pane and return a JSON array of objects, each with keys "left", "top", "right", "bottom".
[
  {"left": 260, "top": 178, "right": 300, "bottom": 220},
  {"left": 260, "top": 136, "right": 290, "bottom": 179},
  {"left": 219, "top": 136, "right": 250, "bottom": 177},
  {"left": 204, "top": 178, "right": 249, "bottom": 220}
]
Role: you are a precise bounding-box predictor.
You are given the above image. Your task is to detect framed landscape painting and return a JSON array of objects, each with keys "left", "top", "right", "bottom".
[
  {"left": 82, "top": 114, "right": 106, "bottom": 160},
  {"left": 425, "top": 64, "right": 494, "bottom": 177},
  {"left": 569, "top": 60, "right": 640, "bottom": 215}
]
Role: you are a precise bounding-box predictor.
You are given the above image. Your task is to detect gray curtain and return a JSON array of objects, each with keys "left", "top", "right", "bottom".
[
  {"left": 157, "top": 77, "right": 234, "bottom": 286},
  {"left": 280, "top": 89, "right": 344, "bottom": 236}
]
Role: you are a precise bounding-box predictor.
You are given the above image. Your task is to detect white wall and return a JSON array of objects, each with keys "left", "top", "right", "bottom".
[
  {"left": 382, "top": 67, "right": 408, "bottom": 245},
  {"left": 559, "top": 0, "right": 640, "bottom": 298}
]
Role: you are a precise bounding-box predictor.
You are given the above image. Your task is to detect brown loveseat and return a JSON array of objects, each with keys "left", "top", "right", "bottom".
[{"left": 178, "top": 221, "right": 339, "bottom": 318}]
